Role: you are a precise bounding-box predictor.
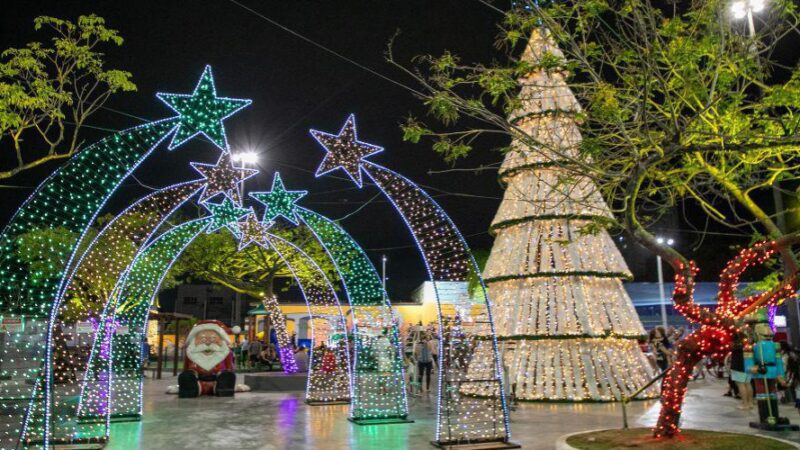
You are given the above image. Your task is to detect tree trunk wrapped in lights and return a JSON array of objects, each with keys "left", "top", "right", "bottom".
[{"left": 475, "top": 29, "right": 657, "bottom": 401}]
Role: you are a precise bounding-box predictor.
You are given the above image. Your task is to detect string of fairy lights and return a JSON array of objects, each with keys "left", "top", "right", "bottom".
[
  {"left": 1, "top": 119, "right": 179, "bottom": 447},
  {"left": 654, "top": 240, "right": 800, "bottom": 436},
  {"left": 309, "top": 115, "right": 512, "bottom": 446},
  {"left": 260, "top": 295, "right": 299, "bottom": 374},
  {"left": 1, "top": 65, "right": 250, "bottom": 447}
]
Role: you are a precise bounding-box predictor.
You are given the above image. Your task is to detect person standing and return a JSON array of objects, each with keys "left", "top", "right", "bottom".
[
  {"left": 415, "top": 337, "right": 434, "bottom": 393},
  {"left": 730, "top": 338, "right": 753, "bottom": 410},
  {"left": 240, "top": 338, "right": 250, "bottom": 369},
  {"left": 649, "top": 327, "right": 672, "bottom": 372},
  {"left": 249, "top": 339, "right": 262, "bottom": 369},
  {"left": 295, "top": 346, "right": 309, "bottom": 372}
]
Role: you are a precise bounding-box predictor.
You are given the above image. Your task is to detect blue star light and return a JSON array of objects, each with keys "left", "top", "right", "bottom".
[
  {"left": 190, "top": 152, "right": 258, "bottom": 204},
  {"left": 309, "top": 114, "right": 382, "bottom": 187}
]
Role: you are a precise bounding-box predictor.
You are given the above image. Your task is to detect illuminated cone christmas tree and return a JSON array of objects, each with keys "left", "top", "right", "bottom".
[{"left": 483, "top": 29, "right": 657, "bottom": 401}]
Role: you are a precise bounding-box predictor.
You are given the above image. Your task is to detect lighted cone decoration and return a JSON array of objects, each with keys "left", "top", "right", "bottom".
[{"left": 472, "top": 29, "right": 658, "bottom": 401}]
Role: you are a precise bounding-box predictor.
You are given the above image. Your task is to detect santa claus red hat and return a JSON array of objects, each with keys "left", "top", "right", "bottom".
[{"left": 186, "top": 320, "right": 232, "bottom": 347}]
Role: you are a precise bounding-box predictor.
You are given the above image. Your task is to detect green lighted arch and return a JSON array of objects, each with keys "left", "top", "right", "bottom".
[
  {"left": 297, "top": 207, "right": 409, "bottom": 422},
  {"left": 0, "top": 64, "right": 252, "bottom": 448},
  {"left": 80, "top": 208, "right": 356, "bottom": 422}
]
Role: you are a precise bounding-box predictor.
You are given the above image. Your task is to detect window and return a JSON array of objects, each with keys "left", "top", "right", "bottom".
[
  {"left": 183, "top": 296, "right": 198, "bottom": 305},
  {"left": 209, "top": 296, "right": 224, "bottom": 305}
]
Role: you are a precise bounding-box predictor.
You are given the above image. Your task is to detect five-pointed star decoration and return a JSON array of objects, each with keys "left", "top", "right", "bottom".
[
  {"left": 157, "top": 65, "right": 251, "bottom": 151},
  {"left": 249, "top": 173, "right": 307, "bottom": 225},
  {"left": 203, "top": 196, "right": 252, "bottom": 236},
  {"left": 234, "top": 212, "right": 273, "bottom": 250},
  {"left": 190, "top": 152, "right": 258, "bottom": 204},
  {"left": 309, "top": 114, "right": 383, "bottom": 187}
]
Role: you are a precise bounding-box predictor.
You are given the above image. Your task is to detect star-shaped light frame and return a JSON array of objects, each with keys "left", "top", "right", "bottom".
[
  {"left": 190, "top": 152, "right": 258, "bottom": 204},
  {"left": 249, "top": 173, "right": 307, "bottom": 225},
  {"left": 309, "top": 114, "right": 383, "bottom": 187},
  {"left": 157, "top": 65, "right": 251, "bottom": 151},
  {"left": 203, "top": 196, "right": 252, "bottom": 235},
  {"left": 234, "top": 212, "right": 272, "bottom": 250}
]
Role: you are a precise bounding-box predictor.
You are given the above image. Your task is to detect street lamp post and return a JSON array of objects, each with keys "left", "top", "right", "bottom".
[
  {"left": 656, "top": 237, "right": 675, "bottom": 329},
  {"left": 231, "top": 150, "right": 259, "bottom": 334},
  {"left": 381, "top": 255, "right": 388, "bottom": 303},
  {"left": 231, "top": 151, "right": 259, "bottom": 200}
]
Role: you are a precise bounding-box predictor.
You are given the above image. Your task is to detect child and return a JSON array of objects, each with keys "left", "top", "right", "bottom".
[{"left": 405, "top": 355, "right": 419, "bottom": 397}]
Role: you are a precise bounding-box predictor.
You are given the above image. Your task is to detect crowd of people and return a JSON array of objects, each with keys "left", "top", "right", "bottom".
[
  {"left": 234, "top": 338, "right": 281, "bottom": 370},
  {"left": 644, "top": 323, "right": 800, "bottom": 414}
]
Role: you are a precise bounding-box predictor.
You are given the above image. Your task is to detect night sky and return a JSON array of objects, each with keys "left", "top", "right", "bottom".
[{"left": 1, "top": 1, "right": 755, "bottom": 299}]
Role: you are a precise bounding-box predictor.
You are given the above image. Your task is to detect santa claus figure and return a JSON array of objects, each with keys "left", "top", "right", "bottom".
[{"left": 178, "top": 320, "right": 236, "bottom": 397}]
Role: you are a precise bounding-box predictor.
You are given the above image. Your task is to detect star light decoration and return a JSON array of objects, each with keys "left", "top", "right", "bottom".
[
  {"left": 309, "top": 114, "right": 382, "bottom": 187},
  {"left": 157, "top": 65, "right": 251, "bottom": 150},
  {"left": 190, "top": 152, "right": 258, "bottom": 204},
  {"left": 203, "top": 196, "right": 252, "bottom": 235},
  {"left": 234, "top": 212, "right": 272, "bottom": 250},
  {"left": 249, "top": 173, "right": 307, "bottom": 225}
]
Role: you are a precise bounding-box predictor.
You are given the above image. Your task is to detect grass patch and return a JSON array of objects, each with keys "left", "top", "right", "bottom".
[{"left": 566, "top": 428, "right": 795, "bottom": 450}]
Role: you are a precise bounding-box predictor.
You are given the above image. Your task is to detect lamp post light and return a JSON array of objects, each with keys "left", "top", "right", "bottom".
[
  {"left": 231, "top": 151, "right": 259, "bottom": 196},
  {"left": 731, "top": 0, "right": 765, "bottom": 37},
  {"left": 656, "top": 237, "right": 675, "bottom": 329}
]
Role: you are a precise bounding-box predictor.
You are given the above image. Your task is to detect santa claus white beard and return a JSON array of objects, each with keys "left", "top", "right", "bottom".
[{"left": 187, "top": 341, "right": 228, "bottom": 372}]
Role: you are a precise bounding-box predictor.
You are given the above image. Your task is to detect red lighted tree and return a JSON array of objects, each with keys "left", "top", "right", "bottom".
[{"left": 654, "top": 237, "right": 800, "bottom": 436}]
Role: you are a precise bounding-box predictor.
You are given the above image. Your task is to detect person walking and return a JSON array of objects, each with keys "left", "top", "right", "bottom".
[
  {"left": 780, "top": 341, "right": 800, "bottom": 407},
  {"left": 414, "top": 336, "right": 434, "bottom": 393}
]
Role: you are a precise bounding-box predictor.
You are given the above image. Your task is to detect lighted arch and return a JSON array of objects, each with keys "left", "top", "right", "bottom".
[
  {"left": 250, "top": 174, "right": 410, "bottom": 423},
  {"left": 79, "top": 207, "right": 354, "bottom": 424},
  {"left": 310, "top": 114, "right": 513, "bottom": 447},
  {"left": 0, "top": 65, "right": 250, "bottom": 448},
  {"left": 296, "top": 207, "right": 409, "bottom": 423}
]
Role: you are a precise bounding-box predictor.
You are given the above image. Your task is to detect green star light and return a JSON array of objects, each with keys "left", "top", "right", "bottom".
[
  {"left": 157, "top": 65, "right": 251, "bottom": 150},
  {"left": 203, "top": 196, "right": 252, "bottom": 235},
  {"left": 249, "top": 173, "right": 307, "bottom": 225}
]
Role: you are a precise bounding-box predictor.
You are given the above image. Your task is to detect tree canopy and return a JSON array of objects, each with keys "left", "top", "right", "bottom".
[
  {"left": 393, "top": 0, "right": 800, "bottom": 278},
  {"left": 0, "top": 14, "right": 136, "bottom": 180},
  {"left": 168, "top": 220, "right": 340, "bottom": 301}
]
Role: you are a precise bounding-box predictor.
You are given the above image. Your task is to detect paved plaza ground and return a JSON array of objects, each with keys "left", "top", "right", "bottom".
[{"left": 106, "top": 375, "right": 800, "bottom": 449}]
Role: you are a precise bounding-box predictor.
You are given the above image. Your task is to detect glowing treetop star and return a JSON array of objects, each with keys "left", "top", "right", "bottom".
[
  {"left": 203, "top": 196, "right": 252, "bottom": 235},
  {"left": 249, "top": 173, "right": 307, "bottom": 225},
  {"left": 190, "top": 152, "right": 258, "bottom": 204},
  {"left": 157, "top": 65, "right": 251, "bottom": 150},
  {"left": 234, "top": 212, "right": 272, "bottom": 250},
  {"left": 309, "top": 114, "right": 382, "bottom": 187}
]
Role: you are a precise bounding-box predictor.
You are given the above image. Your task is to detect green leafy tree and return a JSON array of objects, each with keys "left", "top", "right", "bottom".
[
  {"left": 169, "top": 222, "right": 340, "bottom": 301},
  {"left": 0, "top": 14, "right": 136, "bottom": 180}
]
